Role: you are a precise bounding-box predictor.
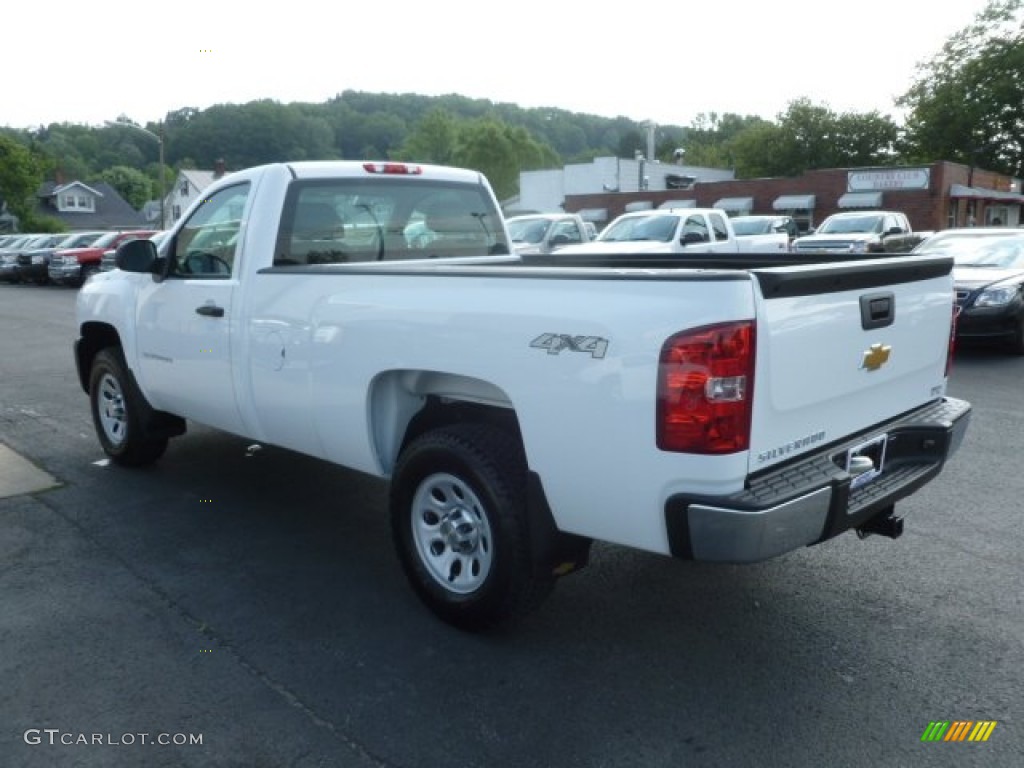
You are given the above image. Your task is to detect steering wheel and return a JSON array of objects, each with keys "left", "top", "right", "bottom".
[{"left": 183, "top": 251, "right": 231, "bottom": 276}]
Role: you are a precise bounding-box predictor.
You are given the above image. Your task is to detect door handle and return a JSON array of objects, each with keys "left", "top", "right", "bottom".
[{"left": 195, "top": 304, "right": 225, "bottom": 318}]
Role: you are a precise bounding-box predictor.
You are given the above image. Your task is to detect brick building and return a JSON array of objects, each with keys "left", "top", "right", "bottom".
[{"left": 562, "top": 161, "right": 1022, "bottom": 234}]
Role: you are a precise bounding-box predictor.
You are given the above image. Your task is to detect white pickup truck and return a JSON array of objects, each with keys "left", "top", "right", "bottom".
[
  {"left": 75, "top": 161, "right": 971, "bottom": 630},
  {"left": 552, "top": 207, "right": 741, "bottom": 257},
  {"left": 506, "top": 212, "right": 596, "bottom": 256},
  {"left": 730, "top": 215, "right": 799, "bottom": 253}
]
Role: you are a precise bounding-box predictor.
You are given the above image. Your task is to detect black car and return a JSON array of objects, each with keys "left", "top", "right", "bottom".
[
  {"left": 912, "top": 228, "right": 1024, "bottom": 354},
  {"left": 15, "top": 232, "right": 104, "bottom": 285}
]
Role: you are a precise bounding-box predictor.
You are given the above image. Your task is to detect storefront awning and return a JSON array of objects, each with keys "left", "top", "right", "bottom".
[
  {"left": 624, "top": 201, "right": 654, "bottom": 212},
  {"left": 658, "top": 199, "right": 696, "bottom": 209},
  {"left": 772, "top": 194, "right": 815, "bottom": 211},
  {"left": 838, "top": 191, "right": 884, "bottom": 208},
  {"left": 950, "top": 184, "right": 1024, "bottom": 202},
  {"left": 576, "top": 208, "right": 608, "bottom": 221},
  {"left": 712, "top": 197, "right": 753, "bottom": 213}
]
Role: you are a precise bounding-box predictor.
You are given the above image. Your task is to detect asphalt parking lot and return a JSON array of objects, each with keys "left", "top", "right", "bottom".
[{"left": 0, "top": 283, "right": 1021, "bottom": 768}]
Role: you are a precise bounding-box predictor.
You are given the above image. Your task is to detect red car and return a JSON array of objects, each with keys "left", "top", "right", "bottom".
[{"left": 50, "top": 230, "right": 158, "bottom": 287}]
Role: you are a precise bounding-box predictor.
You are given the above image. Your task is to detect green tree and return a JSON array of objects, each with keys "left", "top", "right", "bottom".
[
  {"left": 97, "top": 165, "right": 153, "bottom": 209},
  {"left": 0, "top": 134, "right": 43, "bottom": 227},
  {"left": 898, "top": 0, "right": 1024, "bottom": 175},
  {"left": 396, "top": 109, "right": 460, "bottom": 164},
  {"left": 453, "top": 119, "right": 558, "bottom": 200}
]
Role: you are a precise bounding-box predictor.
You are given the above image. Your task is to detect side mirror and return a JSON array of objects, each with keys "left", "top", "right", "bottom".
[
  {"left": 549, "top": 234, "right": 571, "bottom": 247},
  {"left": 681, "top": 231, "right": 705, "bottom": 245},
  {"left": 885, "top": 226, "right": 903, "bottom": 236},
  {"left": 115, "top": 238, "right": 159, "bottom": 273}
]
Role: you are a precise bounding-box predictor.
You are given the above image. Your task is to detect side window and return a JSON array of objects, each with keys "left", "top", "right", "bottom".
[
  {"left": 170, "top": 183, "right": 250, "bottom": 277},
  {"left": 709, "top": 212, "right": 730, "bottom": 242},
  {"left": 551, "top": 220, "right": 582, "bottom": 244},
  {"left": 682, "top": 214, "right": 710, "bottom": 242}
]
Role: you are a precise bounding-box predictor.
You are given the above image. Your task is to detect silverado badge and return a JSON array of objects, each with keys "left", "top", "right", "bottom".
[{"left": 861, "top": 343, "right": 892, "bottom": 372}]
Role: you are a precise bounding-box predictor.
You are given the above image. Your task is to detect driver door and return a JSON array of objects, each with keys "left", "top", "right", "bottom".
[{"left": 134, "top": 182, "right": 252, "bottom": 435}]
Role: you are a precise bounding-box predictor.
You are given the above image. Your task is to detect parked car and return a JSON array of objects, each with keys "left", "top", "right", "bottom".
[
  {"left": 50, "top": 230, "right": 157, "bottom": 287},
  {"left": 506, "top": 213, "right": 596, "bottom": 255},
  {"left": 912, "top": 227, "right": 1024, "bottom": 354},
  {"left": 730, "top": 215, "right": 800, "bottom": 253},
  {"left": 15, "top": 231, "right": 106, "bottom": 284},
  {"left": 1, "top": 234, "right": 59, "bottom": 283},
  {"left": 100, "top": 230, "right": 169, "bottom": 272},
  {"left": 792, "top": 211, "right": 920, "bottom": 254},
  {"left": 553, "top": 208, "right": 741, "bottom": 258}
]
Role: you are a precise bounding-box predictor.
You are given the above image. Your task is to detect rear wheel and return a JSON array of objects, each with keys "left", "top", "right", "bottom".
[
  {"left": 89, "top": 347, "right": 168, "bottom": 466},
  {"left": 390, "top": 424, "right": 554, "bottom": 630}
]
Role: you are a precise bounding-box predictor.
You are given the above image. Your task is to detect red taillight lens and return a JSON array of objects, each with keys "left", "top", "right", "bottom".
[
  {"left": 362, "top": 162, "right": 423, "bottom": 175},
  {"left": 946, "top": 302, "right": 960, "bottom": 378},
  {"left": 657, "top": 321, "right": 755, "bottom": 454}
]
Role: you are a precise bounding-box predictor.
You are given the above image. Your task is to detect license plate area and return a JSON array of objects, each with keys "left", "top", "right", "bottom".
[{"left": 844, "top": 434, "right": 888, "bottom": 493}]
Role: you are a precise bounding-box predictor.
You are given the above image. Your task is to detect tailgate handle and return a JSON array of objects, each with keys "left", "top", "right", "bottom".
[{"left": 860, "top": 292, "right": 894, "bottom": 330}]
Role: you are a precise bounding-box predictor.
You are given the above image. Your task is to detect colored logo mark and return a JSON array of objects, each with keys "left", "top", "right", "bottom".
[{"left": 921, "top": 721, "right": 997, "bottom": 742}]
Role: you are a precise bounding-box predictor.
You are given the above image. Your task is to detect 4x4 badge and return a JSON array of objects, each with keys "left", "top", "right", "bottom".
[{"left": 861, "top": 343, "right": 891, "bottom": 371}]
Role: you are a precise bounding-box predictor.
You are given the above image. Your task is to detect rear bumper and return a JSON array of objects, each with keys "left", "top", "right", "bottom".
[{"left": 665, "top": 397, "right": 971, "bottom": 562}]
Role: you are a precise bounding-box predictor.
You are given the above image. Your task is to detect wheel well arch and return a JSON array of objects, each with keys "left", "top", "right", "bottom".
[
  {"left": 369, "top": 370, "right": 523, "bottom": 475},
  {"left": 75, "top": 322, "right": 123, "bottom": 393}
]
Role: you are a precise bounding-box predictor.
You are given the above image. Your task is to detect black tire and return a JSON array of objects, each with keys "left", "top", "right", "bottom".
[
  {"left": 89, "top": 347, "right": 168, "bottom": 466},
  {"left": 390, "top": 424, "right": 554, "bottom": 631},
  {"left": 1009, "top": 315, "right": 1024, "bottom": 356}
]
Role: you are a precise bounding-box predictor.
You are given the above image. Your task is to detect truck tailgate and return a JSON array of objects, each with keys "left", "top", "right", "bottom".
[{"left": 747, "top": 256, "right": 954, "bottom": 474}]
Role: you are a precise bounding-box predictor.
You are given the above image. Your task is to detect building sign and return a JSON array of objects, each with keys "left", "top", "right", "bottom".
[{"left": 847, "top": 168, "right": 930, "bottom": 192}]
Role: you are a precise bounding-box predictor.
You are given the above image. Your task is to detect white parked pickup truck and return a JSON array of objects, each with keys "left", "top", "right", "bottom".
[
  {"left": 730, "top": 215, "right": 799, "bottom": 253},
  {"left": 552, "top": 207, "right": 741, "bottom": 257},
  {"left": 75, "top": 161, "right": 971, "bottom": 630},
  {"left": 506, "top": 212, "right": 596, "bottom": 256}
]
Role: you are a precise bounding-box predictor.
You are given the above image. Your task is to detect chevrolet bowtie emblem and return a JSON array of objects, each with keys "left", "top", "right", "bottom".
[{"left": 861, "top": 343, "right": 892, "bottom": 371}]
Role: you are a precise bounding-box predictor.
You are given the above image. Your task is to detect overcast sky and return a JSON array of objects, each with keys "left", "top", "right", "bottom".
[{"left": 1, "top": 0, "right": 992, "bottom": 131}]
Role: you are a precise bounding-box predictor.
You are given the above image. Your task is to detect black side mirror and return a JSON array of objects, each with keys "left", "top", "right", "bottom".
[
  {"left": 115, "top": 238, "right": 159, "bottom": 273},
  {"left": 885, "top": 226, "right": 903, "bottom": 236},
  {"left": 549, "top": 234, "right": 571, "bottom": 246},
  {"left": 681, "top": 231, "right": 705, "bottom": 245}
]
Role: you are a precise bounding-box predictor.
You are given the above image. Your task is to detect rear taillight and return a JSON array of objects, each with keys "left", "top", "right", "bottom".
[
  {"left": 657, "top": 321, "right": 755, "bottom": 454},
  {"left": 946, "top": 303, "right": 960, "bottom": 378},
  {"left": 362, "top": 162, "right": 423, "bottom": 175}
]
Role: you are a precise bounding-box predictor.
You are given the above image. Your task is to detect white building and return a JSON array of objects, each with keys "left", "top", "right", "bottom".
[
  {"left": 163, "top": 160, "right": 229, "bottom": 227},
  {"left": 515, "top": 156, "right": 735, "bottom": 222}
]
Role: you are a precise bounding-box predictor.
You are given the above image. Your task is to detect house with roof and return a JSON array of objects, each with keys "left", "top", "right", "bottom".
[
  {"left": 34, "top": 179, "right": 148, "bottom": 231},
  {"left": 164, "top": 160, "right": 229, "bottom": 227}
]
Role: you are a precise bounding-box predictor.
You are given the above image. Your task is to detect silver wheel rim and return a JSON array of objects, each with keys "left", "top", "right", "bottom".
[
  {"left": 411, "top": 472, "right": 493, "bottom": 594},
  {"left": 97, "top": 372, "right": 128, "bottom": 447}
]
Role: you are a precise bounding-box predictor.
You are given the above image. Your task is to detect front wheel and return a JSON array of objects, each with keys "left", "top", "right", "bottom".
[
  {"left": 1009, "top": 315, "right": 1024, "bottom": 356},
  {"left": 390, "top": 424, "right": 554, "bottom": 630},
  {"left": 89, "top": 347, "right": 168, "bottom": 466}
]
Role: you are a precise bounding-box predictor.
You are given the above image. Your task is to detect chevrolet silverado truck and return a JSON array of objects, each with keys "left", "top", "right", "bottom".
[
  {"left": 792, "top": 211, "right": 920, "bottom": 255},
  {"left": 552, "top": 207, "right": 741, "bottom": 258},
  {"left": 730, "top": 215, "right": 799, "bottom": 254},
  {"left": 506, "top": 212, "right": 596, "bottom": 256},
  {"left": 74, "top": 160, "right": 970, "bottom": 630}
]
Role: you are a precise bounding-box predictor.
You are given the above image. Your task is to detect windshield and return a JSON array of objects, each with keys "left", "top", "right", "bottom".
[
  {"left": 599, "top": 214, "right": 679, "bottom": 242},
  {"left": 731, "top": 218, "right": 773, "bottom": 236},
  {"left": 90, "top": 231, "right": 121, "bottom": 248},
  {"left": 914, "top": 230, "right": 1022, "bottom": 256},
  {"left": 931, "top": 236, "right": 1024, "bottom": 268},
  {"left": 60, "top": 232, "right": 104, "bottom": 248},
  {"left": 507, "top": 218, "right": 552, "bottom": 244},
  {"left": 817, "top": 214, "right": 884, "bottom": 235}
]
